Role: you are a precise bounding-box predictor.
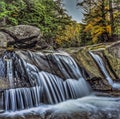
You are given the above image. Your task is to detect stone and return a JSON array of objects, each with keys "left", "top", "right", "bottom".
[
  {"left": 65, "top": 41, "right": 120, "bottom": 92},
  {"left": 105, "top": 41, "right": 120, "bottom": 80},
  {"left": 107, "top": 41, "right": 120, "bottom": 58},
  {"left": 0, "top": 32, "right": 15, "bottom": 48},
  {"left": 3, "top": 25, "right": 40, "bottom": 40},
  {"left": 0, "top": 25, "right": 48, "bottom": 49}
]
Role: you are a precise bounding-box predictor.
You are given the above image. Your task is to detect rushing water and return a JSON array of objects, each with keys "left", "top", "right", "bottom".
[
  {"left": 0, "top": 50, "right": 120, "bottom": 119},
  {"left": 1, "top": 95, "right": 120, "bottom": 119},
  {"left": 90, "top": 51, "right": 120, "bottom": 89},
  {"left": 4, "top": 86, "right": 43, "bottom": 111},
  {"left": 0, "top": 51, "right": 91, "bottom": 112},
  {"left": 6, "top": 59, "right": 14, "bottom": 88}
]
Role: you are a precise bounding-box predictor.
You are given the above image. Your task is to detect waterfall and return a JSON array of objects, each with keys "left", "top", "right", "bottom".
[
  {"left": 0, "top": 52, "right": 14, "bottom": 87},
  {"left": 6, "top": 59, "right": 14, "bottom": 88},
  {"left": 4, "top": 86, "right": 43, "bottom": 111},
  {"left": 89, "top": 52, "right": 113, "bottom": 85},
  {"left": 90, "top": 51, "right": 120, "bottom": 89},
  {"left": 2, "top": 51, "right": 91, "bottom": 112}
]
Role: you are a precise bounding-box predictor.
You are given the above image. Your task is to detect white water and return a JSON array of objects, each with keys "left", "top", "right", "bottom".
[
  {"left": 90, "top": 52, "right": 120, "bottom": 89},
  {"left": 53, "top": 53, "right": 82, "bottom": 79},
  {"left": 1, "top": 95, "right": 120, "bottom": 118},
  {"left": 6, "top": 59, "right": 14, "bottom": 88},
  {"left": 4, "top": 86, "right": 43, "bottom": 111},
  {"left": 3, "top": 51, "right": 91, "bottom": 112}
]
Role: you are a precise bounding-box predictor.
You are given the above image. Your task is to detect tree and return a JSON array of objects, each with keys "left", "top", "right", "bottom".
[
  {"left": 0, "top": 0, "right": 82, "bottom": 47},
  {"left": 0, "top": 0, "right": 19, "bottom": 26},
  {"left": 55, "top": 21, "right": 81, "bottom": 47},
  {"left": 109, "top": 0, "right": 114, "bottom": 38},
  {"left": 77, "top": 0, "right": 120, "bottom": 43},
  {"left": 111, "top": 0, "right": 120, "bottom": 39}
]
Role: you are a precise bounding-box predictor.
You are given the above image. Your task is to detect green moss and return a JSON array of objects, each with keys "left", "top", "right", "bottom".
[{"left": 104, "top": 50, "right": 120, "bottom": 79}]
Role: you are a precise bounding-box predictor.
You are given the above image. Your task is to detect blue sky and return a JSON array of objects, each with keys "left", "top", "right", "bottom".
[{"left": 61, "top": 0, "right": 84, "bottom": 23}]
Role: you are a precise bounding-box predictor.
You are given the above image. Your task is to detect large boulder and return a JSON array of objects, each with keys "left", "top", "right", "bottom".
[
  {"left": 4, "top": 25, "right": 40, "bottom": 40},
  {"left": 0, "top": 25, "right": 48, "bottom": 49}
]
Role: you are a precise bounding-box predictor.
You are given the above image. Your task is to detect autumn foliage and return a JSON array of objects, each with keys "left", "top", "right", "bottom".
[
  {"left": 0, "top": 0, "right": 119, "bottom": 47},
  {"left": 79, "top": 0, "right": 120, "bottom": 44}
]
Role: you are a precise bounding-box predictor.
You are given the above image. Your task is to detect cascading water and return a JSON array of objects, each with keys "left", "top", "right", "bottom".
[
  {"left": 1, "top": 51, "right": 91, "bottom": 112},
  {"left": 89, "top": 52, "right": 113, "bottom": 85},
  {"left": 6, "top": 59, "right": 13, "bottom": 88},
  {"left": 0, "top": 50, "right": 120, "bottom": 119},
  {"left": 0, "top": 52, "right": 15, "bottom": 88},
  {"left": 4, "top": 86, "right": 43, "bottom": 111},
  {"left": 89, "top": 51, "right": 120, "bottom": 89}
]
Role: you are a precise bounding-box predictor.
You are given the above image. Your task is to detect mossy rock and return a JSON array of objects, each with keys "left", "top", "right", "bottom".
[{"left": 65, "top": 41, "right": 120, "bottom": 91}]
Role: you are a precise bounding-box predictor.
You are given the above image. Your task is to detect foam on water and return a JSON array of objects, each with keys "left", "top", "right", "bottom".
[{"left": 1, "top": 95, "right": 120, "bottom": 118}]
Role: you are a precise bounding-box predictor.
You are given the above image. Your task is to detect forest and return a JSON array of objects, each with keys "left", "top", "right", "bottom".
[{"left": 0, "top": 0, "right": 119, "bottom": 48}]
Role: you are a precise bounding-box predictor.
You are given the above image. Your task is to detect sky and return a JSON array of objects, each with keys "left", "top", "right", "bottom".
[{"left": 61, "top": 0, "right": 84, "bottom": 23}]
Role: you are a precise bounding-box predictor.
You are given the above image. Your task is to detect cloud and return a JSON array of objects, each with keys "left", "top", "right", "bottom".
[{"left": 61, "top": 0, "right": 84, "bottom": 23}]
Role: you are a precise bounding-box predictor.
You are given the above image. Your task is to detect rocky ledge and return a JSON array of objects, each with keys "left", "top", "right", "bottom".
[
  {"left": 0, "top": 25, "right": 48, "bottom": 49},
  {"left": 65, "top": 41, "right": 120, "bottom": 94}
]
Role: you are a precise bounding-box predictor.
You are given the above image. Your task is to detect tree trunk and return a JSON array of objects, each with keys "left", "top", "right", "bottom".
[
  {"left": 101, "top": 0, "right": 109, "bottom": 42},
  {"left": 109, "top": 0, "right": 114, "bottom": 40}
]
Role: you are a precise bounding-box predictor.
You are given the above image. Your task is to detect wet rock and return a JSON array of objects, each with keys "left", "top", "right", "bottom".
[
  {"left": 0, "top": 79, "right": 9, "bottom": 90},
  {"left": 65, "top": 48, "right": 104, "bottom": 80},
  {"left": 65, "top": 41, "right": 120, "bottom": 92},
  {"left": 88, "top": 77, "right": 112, "bottom": 91}
]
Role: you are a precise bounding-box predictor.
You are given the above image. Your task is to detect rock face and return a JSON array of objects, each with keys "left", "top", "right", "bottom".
[
  {"left": 65, "top": 41, "right": 120, "bottom": 92},
  {"left": 105, "top": 41, "right": 120, "bottom": 79},
  {"left": 0, "top": 25, "right": 48, "bottom": 49},
  {"left": 108, "top": 41, "right": 120, "bottom": 58},
  {"left": 5, "top": 25, "right": 40, "bottom": 40}
]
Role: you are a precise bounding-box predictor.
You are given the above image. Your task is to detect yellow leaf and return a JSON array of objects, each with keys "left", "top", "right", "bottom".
[{"left": 106, "top": 25, "right": 111, "bottom": 34}]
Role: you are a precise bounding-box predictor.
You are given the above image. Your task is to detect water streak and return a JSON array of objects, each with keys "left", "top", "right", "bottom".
[
  {"left": 90, "top": 51, "right": 120, "bottom": 89},
  {"left": 4, "top": 86, "right": 43, "bottom": 111},
  {"left": 6, "top": 59, "right": 14, "bottom": 88}
]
